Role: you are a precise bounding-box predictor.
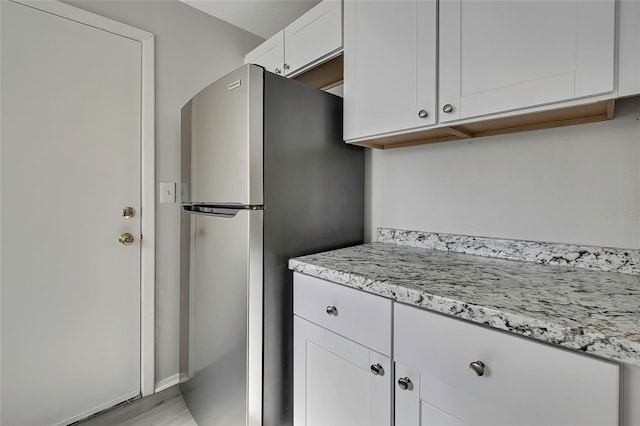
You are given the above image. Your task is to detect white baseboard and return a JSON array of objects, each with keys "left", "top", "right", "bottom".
[
  {"left": 54, "top": 390, "right": 139, "bottom": 426},
  {"left": 154, "top": 374, "right": 181, "bottom": 393},
  {"left": 154, "top": 372, "right": 191, "bottom": 393}
]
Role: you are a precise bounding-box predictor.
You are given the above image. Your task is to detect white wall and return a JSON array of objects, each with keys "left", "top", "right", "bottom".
[
  {"left": 66, "top": 0, "right": 262, "bottom": 388},
  {"left": 365, "top": 96, "right": 640, "bottom": 249}
]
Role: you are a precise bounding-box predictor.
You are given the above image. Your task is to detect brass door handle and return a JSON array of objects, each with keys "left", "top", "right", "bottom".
[
  {"left": 122, "top": 207, "right": 136, "bottom": 218},
  {"left": 119, "top": 233, "right": 134, "bottom": 245}
]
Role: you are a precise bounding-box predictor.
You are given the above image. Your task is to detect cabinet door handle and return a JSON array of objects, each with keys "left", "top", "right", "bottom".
[
  {"left": 325, "top": 305, "right": 338, "bottom": 316},
  {"left": 370, "top": 364, "right": 384, "bottom": 376},
  {"left": 469, "top": 361, "right": 485, "bottom": 376},
  {"left": 283, "top": 63, "right": 290, "bottom": 70},
  {"left": 442, "top": 104, "right": 454, "bottom": 113},
  {"left": 418, "top": 109, "right": 429, "bottom": 118},
  {"left": 275, "top": 68, "right": 282, "bottom": 75},
  {"left": 397, "top": 377, "right": 412, "bottom": 390}
]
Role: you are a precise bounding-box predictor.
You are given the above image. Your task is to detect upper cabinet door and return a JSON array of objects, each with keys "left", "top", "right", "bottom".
[
  {"left": 284, "top": 0, "right": 342, "bottom": 76},
  {"left": 244, "top": 31, "right": 285, "bottom": 76},
  {"left": 344, "top": 0, "right": 437, "bottom": 141},
  {"left": 439, "top": 0, "right": 616, "bottom": 122}
]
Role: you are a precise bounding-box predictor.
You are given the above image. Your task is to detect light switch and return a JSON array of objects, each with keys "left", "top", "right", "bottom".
[{"left": 160, "top": 181, "right": 176, "bottom": 204}]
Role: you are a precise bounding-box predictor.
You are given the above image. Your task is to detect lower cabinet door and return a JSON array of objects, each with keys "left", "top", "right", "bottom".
[
  {"left": 394, "top": 304, "right": 620, "bottom": 426},
  {"left": 395, "top": 362, "right": 466, "bottom": 426},
  {"left": 293, "top": 316, "right": 392, "bottom": 426}
]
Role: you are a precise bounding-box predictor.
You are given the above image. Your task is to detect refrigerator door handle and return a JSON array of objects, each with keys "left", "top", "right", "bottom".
[{"left": 182, "top": 205, "right": 240, "bottom": 218}]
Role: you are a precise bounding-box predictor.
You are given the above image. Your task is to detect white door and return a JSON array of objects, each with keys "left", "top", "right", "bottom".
[
  {"left": 293, "top": 316, "right": 392, "bottom": 426},
  {"left": 1, "top": 2, "right": 143, "bottom": 425},
  {"left": 343, "top": 0, "right": 437, "bottom": 141},
  {"left": 439, "top": 0, "right": 615, "bottom": 122}
]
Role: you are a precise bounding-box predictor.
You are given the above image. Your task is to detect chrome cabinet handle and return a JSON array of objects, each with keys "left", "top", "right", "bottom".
[
  {"left": 397, "top": 377, "right": 412, "bottom": 390},
  {"left": 418, "top": 109, "right": 428, "bottom": 118},
  {"left": 469, "top": 361, "right": 485, "bottom": 376},
  {"left": 442, "top": 104, "right": 454, "bottom": 113},
  {"left": 283, "top": 63, "right": 290, "bottom": 70},
  {"left": 370, "top": 364, "right": 384, "bottom": 376},
  {"left": 275, "top": 68, "right": 282, "bottom": 75},
  {"left": 325, "top": 305, "right": 338, "bottom": 316}
]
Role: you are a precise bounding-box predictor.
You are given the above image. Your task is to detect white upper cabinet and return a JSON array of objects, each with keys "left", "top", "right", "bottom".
[
  {"left": 244, "top": 31, "right": 285, "bottom": 75},
  {"left": 344, "top": 0, "right": 437, "bottom": 141},
  {"left": 284, "top": 0, "right": 342, "bottom": 76},
  {"left": 244, "top": 0, "right": 343, "bottom": 77},
  {"left": 439, "top": 0, "right": 616, "bottom": 122},
  {"left": 618, "top": 0, "right": 640, "bottom": 97}
]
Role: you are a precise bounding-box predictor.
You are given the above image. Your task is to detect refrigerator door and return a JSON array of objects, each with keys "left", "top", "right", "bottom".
[
  {"left": 182, "top": 64, "right": 264, "bottom": 206},
  {"left": 180, "top": 209, "right": 263, "bottom": 426}
]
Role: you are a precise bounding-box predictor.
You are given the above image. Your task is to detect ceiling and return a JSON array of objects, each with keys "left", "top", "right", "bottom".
[{"left": 179, "top": 0, "right": 321, "bottom": 39}]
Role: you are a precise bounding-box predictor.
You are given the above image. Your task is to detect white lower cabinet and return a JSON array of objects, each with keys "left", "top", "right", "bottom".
[
  {"left": 293, "top": 316, "right": 392, "bottom": 426},
  {"left": 394, "top": 303, "right": 620, "bottom": 426},
  {"left": 293, "top": 273, "right": 622, "bottom": 426},
  {"left": 293, "top": 273, "right": 392, "bottom": 426}
]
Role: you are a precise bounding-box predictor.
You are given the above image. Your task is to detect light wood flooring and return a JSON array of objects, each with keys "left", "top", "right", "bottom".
[{"left": 77, "top": 386, "right": 197, "bottom": 426}]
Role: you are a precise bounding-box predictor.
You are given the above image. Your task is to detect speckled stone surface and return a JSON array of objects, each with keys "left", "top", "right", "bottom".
[
  {"left": 378, "top": 228, "right": 640, "bottom": 275},
  {"left": 289, "top": 243, "right": 640, "bottom": 367}
]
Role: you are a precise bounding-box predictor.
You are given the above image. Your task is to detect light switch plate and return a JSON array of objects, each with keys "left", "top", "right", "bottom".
[{"left": 160, "top": 181, "right": 176, "bottom": 204}]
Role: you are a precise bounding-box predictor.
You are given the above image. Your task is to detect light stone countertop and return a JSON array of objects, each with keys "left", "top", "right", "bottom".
[{"left": 289, "top": 242, "right": 640, "bottom": 367}]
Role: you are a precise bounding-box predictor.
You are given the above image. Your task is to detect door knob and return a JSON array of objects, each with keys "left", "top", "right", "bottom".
[
  {"left": 119, "top": 233, "right": 135, "bottom": 245},
  {"left": 283, "top": 63, "right": 290, "bottom": 70},
  {"left": 325, "top": 305, "right": 338, "bottom": 316},
  {"left": 122, "top": 207, "right": 136, "bottom": 218},
  {"left": 442, "top": 104, "right": 454, "bottom": 113},
  {"left": 275, "top": 68, "right": 282, "bottom": 75},
  {"left": 418, "top": 109, "right": 429, "bottom": 118},
  {"left": 397, "top": 377, "right": 412, "bottom": 390}
]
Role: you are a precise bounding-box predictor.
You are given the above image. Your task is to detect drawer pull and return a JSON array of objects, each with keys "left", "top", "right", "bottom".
[
  {"left": 397, "top": 377, "right": 412, "bottom": 391},
  {"left": 370, "top": 364, "right": 384, "bottom": 376},
  {"left": 325, "top": 305, "right": 338, "bottom": 316},
  {"left": 469, "top": 361, "right": 485, "bottom": 376}
]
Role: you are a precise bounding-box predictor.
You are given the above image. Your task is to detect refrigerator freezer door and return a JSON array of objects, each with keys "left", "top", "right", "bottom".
[
  {"left": 180, "top": 209, "right": 263, "bottom": 426},
  {"left": 182, "top": 64, "right": 264, "bottom": 206}
]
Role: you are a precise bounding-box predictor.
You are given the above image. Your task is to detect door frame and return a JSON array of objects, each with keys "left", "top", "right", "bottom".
[{"left": 11, "top": 0, "right": 156, "bottom": 397}]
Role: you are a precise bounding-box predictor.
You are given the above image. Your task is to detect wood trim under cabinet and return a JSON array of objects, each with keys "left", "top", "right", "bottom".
[
  {"left": 352, "top": 100, "right": 615, "bottom": 150},
  {"left": 293, "top": 54, "right": 343, "bottom": 90}
]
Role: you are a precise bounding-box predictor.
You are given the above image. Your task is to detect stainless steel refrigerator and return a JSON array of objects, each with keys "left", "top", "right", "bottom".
[{"left": 179, "top": 64, "right": 364, "bottom": 426}]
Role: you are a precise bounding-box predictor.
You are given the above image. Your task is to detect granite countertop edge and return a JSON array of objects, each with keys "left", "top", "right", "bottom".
[{"left": 288, "top": 255, "right": 640, "bottom": 368}]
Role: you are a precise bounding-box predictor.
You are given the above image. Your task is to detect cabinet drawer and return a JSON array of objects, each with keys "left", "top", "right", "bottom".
[
  {"left": 293, "top": 272, "right": 392, "bottom": 356},
  {"left": 394, "top": 303, "right": 620, "bottom": 426}
]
